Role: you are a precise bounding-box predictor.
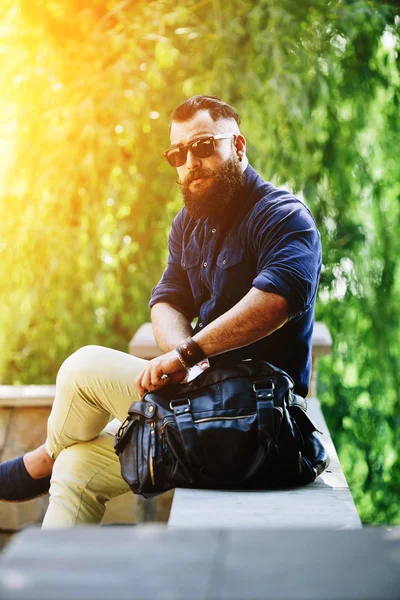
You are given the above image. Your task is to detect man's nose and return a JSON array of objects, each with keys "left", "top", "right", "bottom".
[{"left": 186, "top": 148, "right": 201, "bottom": 169}]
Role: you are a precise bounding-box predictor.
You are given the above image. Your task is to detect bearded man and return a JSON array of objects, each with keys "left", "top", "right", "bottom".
[{"left": 0, "top": 96, "right": 321, "bottom": 527}]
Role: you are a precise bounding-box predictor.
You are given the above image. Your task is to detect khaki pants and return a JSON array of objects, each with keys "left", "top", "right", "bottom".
[{"left": 42, "top": 345, "right": 147, "bottom": 528}]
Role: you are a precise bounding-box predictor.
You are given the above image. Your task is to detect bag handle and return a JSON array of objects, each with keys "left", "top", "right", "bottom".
[
  {"left": 170, "top": 399, "right": 205, "bottom": 473},
  {"left": 253, "top": 380, "right": 275, "bottom": 450}
]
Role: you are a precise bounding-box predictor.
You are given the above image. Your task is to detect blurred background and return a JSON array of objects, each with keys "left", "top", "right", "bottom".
[{"left": 0, "top": 0, "right": 399, "bottom": 525}]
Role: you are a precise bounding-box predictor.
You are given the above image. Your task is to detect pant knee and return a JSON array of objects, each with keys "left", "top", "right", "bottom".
[{"left": 56, "top": 345, "right": 102, "bottom": 391}]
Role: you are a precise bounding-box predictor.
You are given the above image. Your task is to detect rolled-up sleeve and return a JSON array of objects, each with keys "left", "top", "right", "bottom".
[
  {"left": 251, "top": 197, "right": 322, "bottom": 320},
  {"left": 149, "top": 212, "right": 196, "bottom": 318}
]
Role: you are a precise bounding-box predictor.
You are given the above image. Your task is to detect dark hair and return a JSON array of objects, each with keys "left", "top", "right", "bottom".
[{"left": 171, "top": 95, "right": 241, "bottom": 125}]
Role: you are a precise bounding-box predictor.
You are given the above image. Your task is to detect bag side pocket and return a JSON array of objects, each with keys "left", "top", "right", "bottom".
[
  {"left": 288, "top": 405, "right": 330, "bottom": 482},
  {"left": 115, "top": 418, "right": 140, "bottom": 492}
]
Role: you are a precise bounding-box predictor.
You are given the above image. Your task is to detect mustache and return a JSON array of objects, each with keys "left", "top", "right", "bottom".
[{"left": 176, "top": 168, "right": 216, "bottom": 186}]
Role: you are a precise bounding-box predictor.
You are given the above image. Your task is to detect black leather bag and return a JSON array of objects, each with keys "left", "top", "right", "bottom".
[{"left": 114, "top": 359, "right": 330, "bottom": 498}]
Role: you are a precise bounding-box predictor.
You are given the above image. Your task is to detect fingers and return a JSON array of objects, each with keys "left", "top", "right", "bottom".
[
  {"left": 135, "top": 379, "right": 146, "bottom": 398},
  {"left": 134, "top": 352, "right": 187, "bottom": 397},
  {"left": 134, "top": 364, "right": 171, "bottom": 397},
  {"left": 150, "top": 366, "right": 165, "bottom": 387},
  {"left": 134, "top": 369, "right": 145, "bottom": 396}
]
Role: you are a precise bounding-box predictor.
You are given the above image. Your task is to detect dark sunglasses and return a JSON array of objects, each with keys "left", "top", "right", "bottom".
[{"left": 164, "top": 133, "right": 236, "bottom": 168}]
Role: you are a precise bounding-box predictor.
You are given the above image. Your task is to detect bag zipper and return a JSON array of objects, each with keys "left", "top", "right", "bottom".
[
  {"left": 162, "top": 409, "right": 281, "bottom": 430},
  {"left": 193, "top": 414, "right": 255, "bottom": 424},
  {"left": 149, "top": 422, "right": 156, "bottom": 485}
]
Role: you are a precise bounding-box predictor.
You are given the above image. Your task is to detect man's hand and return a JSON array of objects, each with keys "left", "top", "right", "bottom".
[{"left": 135, "top": 350, "right": 187, "bottom": 397}]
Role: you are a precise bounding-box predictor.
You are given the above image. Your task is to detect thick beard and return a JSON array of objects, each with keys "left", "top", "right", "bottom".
[{"left": 180, "top": 157, "right": 245, "bottom": 221}]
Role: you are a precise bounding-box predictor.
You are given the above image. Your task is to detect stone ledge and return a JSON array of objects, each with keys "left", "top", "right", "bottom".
[
  {"left": 0, "top": 386, "right": 56, "bottom": 408},
  {"left": 1, "top": 526, "right": 399, "bottom": 600}
]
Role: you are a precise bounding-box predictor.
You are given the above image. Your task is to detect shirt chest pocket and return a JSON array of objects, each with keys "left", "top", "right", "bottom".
[
  {"left": 181, "top": 247, "right": 202, "bottom": 300},
  {"left": 215, "top": 248, "right": 251, "bottom": 299}
]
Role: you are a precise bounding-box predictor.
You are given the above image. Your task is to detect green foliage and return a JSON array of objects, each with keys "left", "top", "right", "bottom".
[{"left": 0, "top": 0, "right": 399, "bottom": 524}]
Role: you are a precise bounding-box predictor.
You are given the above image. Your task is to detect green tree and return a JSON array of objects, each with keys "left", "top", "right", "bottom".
[{"left": 0, "top": 0, "right": 399, "bottom": 524}]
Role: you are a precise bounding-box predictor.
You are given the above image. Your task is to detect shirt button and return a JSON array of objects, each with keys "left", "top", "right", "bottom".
[
  {"left": 222, "top": 259, "right": 226, "bottom": 265},
  {"left": 203, "top": 262, "right": 207, "bottom": 267},
  {"left": 212, "top": 228, "right": 216, "bottom": 233},
  {"left": 199, "top": 322, "right": 203, "bottom": 328}
]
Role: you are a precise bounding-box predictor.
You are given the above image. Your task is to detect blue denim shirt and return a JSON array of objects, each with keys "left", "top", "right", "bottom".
[{"left": 150, "top": 165, "right": 321, "bottom": 396}]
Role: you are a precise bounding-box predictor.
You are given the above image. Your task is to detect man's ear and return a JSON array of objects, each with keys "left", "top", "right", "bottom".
[{"left": 235, "top": 134, "right": 246, "bottom": 160}]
